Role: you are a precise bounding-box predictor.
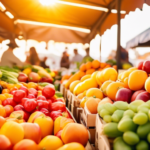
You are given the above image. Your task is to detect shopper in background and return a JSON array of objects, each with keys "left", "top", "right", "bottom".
[
  {"left": 40, "top": 57, "right": 49, "bottom": 68},
  {"left": 72, "top": 49, "right": 83, "bottom": 63},
  {"left": 82, "top": 47, "right": 93, "bottom": 63},
  {"left": 60, "top": 51, "right": 70, "bottom": 69},
  {"left": 0, "top": 40, "right": 24, "bottom": 67},
  {"left": 26, "top": 47, "right": 40, "bottom": 65}
]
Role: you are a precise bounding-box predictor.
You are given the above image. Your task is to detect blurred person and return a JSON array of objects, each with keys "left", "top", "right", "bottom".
[
  {"left": 40, "top": 57, "right": 49, "bottom": 68},
  {"left": 82, "top": 47, "right": 93, "bottom": 63},
  {"left": 72, "top": 49, "right": 83, "bottom": 63},
  {"left": 60, "top": 51, "right": 70, "bottom": 69},
  {"left": 26, "top": 47, "right": 40, "bottom": 65},
  {"left": 0, "top": 40, "right": 24, "bottom": 67}
]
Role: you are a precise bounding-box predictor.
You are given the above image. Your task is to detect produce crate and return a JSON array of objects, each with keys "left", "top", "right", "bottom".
[
  {"left": 95, "top": 114, "right": 114, "bottom": 150},
  {"left": 60, "top": 83, "right": 65, "bottom": 94},
  {"left": 71, "top": 94, "right": 81, "bottom": 122},
  {"left": 67, "top": 90, "right": 72, "bottom": 111},
  {"left": 80, "top": 106, "right": 96, "bottom": 145}
]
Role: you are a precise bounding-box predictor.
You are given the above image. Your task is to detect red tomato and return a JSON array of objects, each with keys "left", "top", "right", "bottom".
[
  {"left": 28, "top": 88, "right": 38, "bottom": 97},
  {"left": 42, "top": 85, "right": 55, "bottom": 99},
  {"left": 40, "top": 108, "right": 49, "bottom": 116},
  {"left": 21, "top": 98, "right": 28, "bottom": 106},
  {"left": 37, "top": 100, "right": 49, "bottom": 110},
  {"left": 47, "top": 100, "right": 52, "bottom": 111},
  {"left": 20, "top": 86, "right": 28, "bottom": 96},
  {"left": 36, "top": 95, "right": 46, "bottom": 101},
  {"left": 13, "top": 90, "right": 26, "bottom": 103},
  {"left": 14, "top": 105, "right": 24, "bottom": 111},
  {"left": 27, "top": 94, "right": 36, "bottom": 99},
  {"left": 49, "top": 111, "right": 62, "bottom": 121},
  {"left": 52, "top": 98, "right": 64, "bottom": 103},
  {"left": 51, "top": 102, "right": 66, "bottom": 112},
  {"left": 23, "top": 99, "right": 37, "bottom": 113},
  {"left": 2, "top": 98, "right": 16, "bottom": 107}
]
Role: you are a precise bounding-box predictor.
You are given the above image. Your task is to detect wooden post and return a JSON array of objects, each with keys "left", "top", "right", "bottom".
[
  {"left": 116, "top": 0, "right": 122, "bottom": 69},
  {"left": 99, "top": 34, "right": 102, "bottom": 62}
]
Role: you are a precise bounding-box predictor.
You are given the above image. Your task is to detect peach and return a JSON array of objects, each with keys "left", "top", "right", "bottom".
[
  {"left": 28, "top": 111, "right": 45, "bottom": 123},
  {"left": 21, "top": 123, "right": 41, "bottom": 144}
]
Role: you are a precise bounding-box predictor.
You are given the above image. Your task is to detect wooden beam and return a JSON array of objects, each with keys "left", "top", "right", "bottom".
[{"left": 116, "top": 0, "right": 122, "bottom": 69}]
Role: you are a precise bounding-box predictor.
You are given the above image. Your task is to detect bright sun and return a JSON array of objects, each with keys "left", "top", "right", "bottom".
[{"left": 39, "top": 0, "right": 56, "bottom": 6}]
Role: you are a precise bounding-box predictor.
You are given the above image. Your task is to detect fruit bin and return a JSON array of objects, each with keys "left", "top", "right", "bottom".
[
  {"left": 71, "top": 94, "right": 81, "bottom": 122},
  {"left": 95, "top": 114, "right": 114, "bottom": 150},
  {"left": 80, "top": 106, "right": 96, "bottom": 145},
  {"left": 67, "top": 90, "right": 72, "bottom": 111}
]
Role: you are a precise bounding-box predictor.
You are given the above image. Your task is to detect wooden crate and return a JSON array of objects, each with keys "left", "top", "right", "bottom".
[
  {"left": 95, "top": 114, "right": 114, "bottom": 150},
  {"left": 71, "top": 94, "right": 81, "bottom": 122},
  {"left": 80, "top": 106, "right": 96, "bottom": 145},
  {"left": 60, "top": 84, "right": 65, "bottom": 94},
  {"left": 67, "top": 90, "right": 73, "bottom": 111}
]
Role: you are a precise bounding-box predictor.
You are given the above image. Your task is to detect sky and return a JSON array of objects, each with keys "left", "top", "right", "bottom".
[{"left": 0, "top": 3, "right": 150, "bottom": 68}]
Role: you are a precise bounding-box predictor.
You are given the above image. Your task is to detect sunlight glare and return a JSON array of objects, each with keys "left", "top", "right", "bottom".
[{"left": 39, "top": 0, "right": 56, "bottom": 6}]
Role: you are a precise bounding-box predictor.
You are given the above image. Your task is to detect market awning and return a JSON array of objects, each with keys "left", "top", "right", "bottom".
[
  {"left": 0, "top": 0, "right": 150, "bottom": 43},
  {"left": 126, "top": 28, "right": 150, "bottom": 49}
]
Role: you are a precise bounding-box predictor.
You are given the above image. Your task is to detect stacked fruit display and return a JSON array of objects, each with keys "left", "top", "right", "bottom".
[
  {"left": 0, "top": 82, "right": 89, "bottom": 150},
  {"left": 98, "top": 100, "right": 150, "bottom": 150}
]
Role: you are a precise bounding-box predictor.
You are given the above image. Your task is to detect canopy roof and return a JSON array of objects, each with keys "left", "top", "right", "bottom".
[
  {"left": 126, "top": 28, "right": 150, "bottom": 49},
  {"left": 0, "top": 0, "right": 150, "bottom": 43}
]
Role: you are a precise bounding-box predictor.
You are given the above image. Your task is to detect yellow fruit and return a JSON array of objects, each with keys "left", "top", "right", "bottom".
[
  {"left": 38, "top": 135, "right": 63, "bottom": 150},
  {"left": 0, "top": 121, "right": 24, "bottom": 145},
  {"left": 73, "top": 78, "right": 98, "bottom": 96},
  {"left": 80, "top": 97, "right": 88, "bottom": 108},
  {"left": 128, "top": 70, "right": 148, "bottom": 91},
  {"left": 86, "top": 88, "right": 103, "bottom": 99},
  {"left": 100, "top": 80, "right": 114, "bottom": 96},
  {"left": 80, "top": 75, "right": 91, "bottom": 82},
  {"left": 69, "top": 80, "right": 80, "bottom": 93},
  {"left": 57, "top": 142, "right": 85, "bottom": 150}
]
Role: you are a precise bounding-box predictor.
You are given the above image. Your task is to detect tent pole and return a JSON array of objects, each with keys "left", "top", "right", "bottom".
[
  {"left": 99, "top": 34, "right": 102, "bottom": 62},
  {"left": 116, "top": 0, "right": 122, "bottom": 69}
]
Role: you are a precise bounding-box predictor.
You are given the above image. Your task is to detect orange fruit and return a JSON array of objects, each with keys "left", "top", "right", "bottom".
[
  {"left": 86, "top": 69, "right": 95, "bottom": 75},
  {"left": 145, "top": 77, "right": 150, "bottom": 93},
  {"left": 0, "top": 121, "right": 24, "bottom": 145},
  {"left": 38, "top": 135, "right": 63, "bottom": 150},
  {"left": 4, "top": 105, "right": 14, "bottom": 117},
  {"left": 61, "top": 123, "right": 89, "bottom": 146},
  {"left": 0, "top": 94, "right": 7, "bottom": 102},
  {"left": 86, "top": 88, "right": 103, "bottom": 99},
  {"left": 85, "top": 62, "right": 92, "bottom": 70},
  {"left": 57, "top": 142, "right": 85, "bottom": 150},
  {"left": 100, "top": 80, "right": 114, "bottom": 96},
  {"left": 0, "top": 116, "right": 6, "bottom": 128},
  {"left": 128, "top": 70, "right": 148, "bottom": 91},
  {"left": 106, "top": 82, "right": 126, "bottom": 101},
  {"left": 92, "top": 60, "right": 100, "bottom": 69},
  {"left": 13, "top": 139, "right": 38, "bottom": 150},
  {"left": 2, "top": 89, "right": 10, "bottom": 94},
  {"left": 0, "top": 135, "right": 12, "bottom": 150},
  {"left": 100, "top": 63, "right": 107, "bottom": 69},
  {"left": 80, "top": 64, "right": 86, "bottom": 72},
  {"left": 0, "top": 105, "right": 6, "bottom": 117},
  {"left": 28, "top": 82, "right": 38, "bottom": 89}
]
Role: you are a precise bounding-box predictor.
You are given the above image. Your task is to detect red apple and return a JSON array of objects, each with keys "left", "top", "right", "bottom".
[
  {"left": 142, "top": 60, "right": 150, "bottom": 73},
  {"left": 137, "top": 61, "right": 144, "bottom": 70},
  {"left": 115, "top": 88, "right": 132, "bottom": 103},
  {"left": 135, "top": 91, "right": 150, "bottom": 102},
  {"left": 13, "top": 90, "right": 26, "bottom": 103},
  {"left": 40, "top": 77, "right": 53, "bottom": 84},
  {"left": 131, "top": 90, "right": 145, "bottom": 102},
  {"left": 28, "top": 72, "right": 40, "bottom": 83},
  {"left": 20, "top": 123, "right": 41, "bottom": 144},
  {"left": 18, "top": 72, "right": 28, "bottom": 82}
]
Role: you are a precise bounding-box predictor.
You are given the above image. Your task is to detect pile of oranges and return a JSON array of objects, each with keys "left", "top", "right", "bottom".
[{"left": 80, "top": 60, "right": 113, "bottom": 75}]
